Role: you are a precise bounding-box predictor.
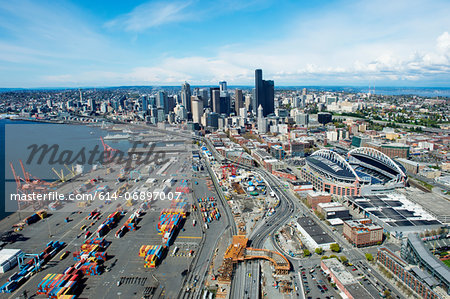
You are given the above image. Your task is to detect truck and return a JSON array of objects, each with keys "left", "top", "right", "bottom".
[
  {"left": 204, "top": 223, "right": 209, "bottom": 229},
  {"left": 172, "top": 247, "right": 179, "bottom": 256}
]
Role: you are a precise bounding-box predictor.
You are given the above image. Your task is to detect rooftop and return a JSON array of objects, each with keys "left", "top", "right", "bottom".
[{"left": 297, "top": 216, "right": 334, "bottom": 245}]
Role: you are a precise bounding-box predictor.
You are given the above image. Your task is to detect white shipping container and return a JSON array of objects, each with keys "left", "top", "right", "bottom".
[{"left": 0, "top": 249, "right": 22, "bottom": 273}]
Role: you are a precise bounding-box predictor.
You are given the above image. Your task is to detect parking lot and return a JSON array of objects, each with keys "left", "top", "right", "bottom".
[{"left": 298, "top": 261, "right": 339, "bottom": 299}]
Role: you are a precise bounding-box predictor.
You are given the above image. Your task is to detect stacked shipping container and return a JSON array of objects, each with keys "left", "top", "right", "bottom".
[
  {"left": 138, "top": 245, "right": 165, "bottom": 268},
  {"left": 36, "top": 273, "right": 80, "bottom": 298},
  {"left": 0, "top": 241, "right": 65, "bottom": 294}
]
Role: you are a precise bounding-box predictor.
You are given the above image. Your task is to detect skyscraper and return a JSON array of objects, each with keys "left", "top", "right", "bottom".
[
  {"left": 255, "top": 69, "right": 263, "bottom": 109},
  {"left": 89, "top": 98, "right": 96, "bottom": 112},
  {"left": 263, "top": 79, "right": 274, "bottom": 116},
  {"left": 219, "top": 81, "right": 227, "bottom": 93},
  {"left": 157, "top": 91, "right": 167, "bottom": 114},
  {"left": 141, "top": 96, "right": 148, "bottom": 113},
  {"left": 220, "top": 93, "right": 231, "bottom": 115},
  {"left": 254, "top": 69, "right": 274, "bottom": 116},
  {"left": 181, "top": 82, "right": 191, "bottom": 113},
  {"left": 198, "top": 88, "right": 209, "bottom": 107},
  {"left": 211, "top": 87, "right": 220, "bottom": 114},
  {"left": 191, "top": 96, "right": 203, "bottom": 124},
  {"left": 235, "top": 89, "right": 243, "bottom": 115}
]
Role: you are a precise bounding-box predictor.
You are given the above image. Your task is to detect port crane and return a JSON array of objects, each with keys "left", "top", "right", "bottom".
[
  {"left": 10, "top": 160, "right": 53, "bottom": 210},
  {"left": 100, "top": 137, "right": 118, "bottom": 162}
]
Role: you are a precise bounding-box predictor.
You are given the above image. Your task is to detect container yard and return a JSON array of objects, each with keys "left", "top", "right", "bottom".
[
  {"left": 139, "top": 245, "right": 166, "bottom": 268},
  {"left": 157, "top": 201, "right": 188, "bottom": 246},
  {"left": 0, "top": 240, "right": 65, "bottom": 294},
  {"left": 197, "top": 197, "right": 221, "bottom": 223},
  {"left": 36, "top": 273, "right": 80, "bottom": 299},
  {"left": 0, "top": 134, "right": 223, "bottom": 298}
]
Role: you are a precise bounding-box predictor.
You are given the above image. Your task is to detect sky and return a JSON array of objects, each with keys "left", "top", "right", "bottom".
[{"left": 0, "top": 0, "right": 449, "bottom": 88}]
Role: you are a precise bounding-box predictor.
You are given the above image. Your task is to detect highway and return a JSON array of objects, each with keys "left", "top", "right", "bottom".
[
  {"left": 233, "top": 166, "right": 297, "bottom": 299},
  {"left": 175, "top": 133, "right": 402, "bottom": 298}
]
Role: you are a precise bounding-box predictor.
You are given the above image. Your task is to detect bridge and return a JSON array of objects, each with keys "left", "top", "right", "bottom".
[{"left": 218, "top": 235, "right": 290, "bottom": 283}]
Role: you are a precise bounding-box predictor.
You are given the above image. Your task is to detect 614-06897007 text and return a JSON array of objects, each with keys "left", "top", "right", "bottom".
[
  {"left": 10, "top": 191, "right": 182, "bottom": 202},
  {"left": 97, "top": 191, "right": 182, "bottom": 201}
]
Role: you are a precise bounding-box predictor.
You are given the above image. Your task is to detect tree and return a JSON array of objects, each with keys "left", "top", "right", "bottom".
[
  {"left": 303, "top": 249, "right": 310, "bottom": 257},
  {"left": 315, "top": 248, "right": 323, "bottom": 255},
  {"left": 384, "top": 290, "right": 391, "bottom": 298},
  {"left": 321, "top": 256, "right": 329, "bottom": 260},
  {"left": 365, "top": 253, "right": 373, "bottom": 261},
  {"left": 339, "top": 256, "right": 348, "bottom": 264},
  {"left": 329, "top": 255, "right": 338, "bottom": 259},
  {"left": 330, "top": 243, "right": 340, "bottom": 252}
]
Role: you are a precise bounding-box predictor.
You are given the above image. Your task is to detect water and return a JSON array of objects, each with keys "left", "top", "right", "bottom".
[
  {"left": 279, "top": 86, "right": 450, "bottom": 97},
  {"left": 1, "top": 118, "right": 134, "bottom": 218}
]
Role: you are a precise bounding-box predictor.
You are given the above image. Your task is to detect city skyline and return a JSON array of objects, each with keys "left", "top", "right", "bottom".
[{"left": 0, "top": 0, "right": 450, "bottom": 88}]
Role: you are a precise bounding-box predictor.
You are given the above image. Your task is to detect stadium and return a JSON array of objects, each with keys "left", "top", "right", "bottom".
[{"left": 299, "top": 147, "right": 407, "bottom": 196}]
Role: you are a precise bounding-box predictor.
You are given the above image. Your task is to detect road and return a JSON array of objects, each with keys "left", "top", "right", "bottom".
[
  {"left": 233, "top": 167, "right": 297, "bottom": 299},
  {"left": 191, "top": 135, "right": 404, "bottom": 298},
  {"left": 179, "top": 156, "right": 236, "bottom": 299}
]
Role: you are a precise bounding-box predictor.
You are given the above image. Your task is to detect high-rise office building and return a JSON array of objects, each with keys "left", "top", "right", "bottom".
[
  {"left": 263, "top": 79, "right": 274, "bottom": 116},
  {"left": 141, "top": 96, "right": 148, "bottom": 113},
  {"left": 89, "top": 98, "right": 96, "bottom": 112},
  {"left": 157, "top": 91, "right": 167, "bottom": 114},
  {"left": 245, "top": 94, "right": 252, "bottom": 111},
  {"left": 211, "top": 88, "right": 220, "bottom": 114},
  {"left": 167, "top": 96, "right": 176, "bottom": 112},
  {"left": 181, "top": 82, "right": 191, "bottom": 113},
  {"left": 255, "top": 69, "right": 263, "bottom": 111},
  {"left": 220, "top": 94, "right": 231, "bottom": 115},
  {"left": 219, "top": 81, "right": 227, "bottom": 93},
  {"left": 191, "top": 96, "right": 203, "bottom": 125},
  {"left": 235, "top": 89, "right": 243, "bottom": 115},
  {"left": 254, "top": 69, "right": 274, "bottom": 116},
  {"left": 198, "top": 88, "right": 209, "bottom": 107}
]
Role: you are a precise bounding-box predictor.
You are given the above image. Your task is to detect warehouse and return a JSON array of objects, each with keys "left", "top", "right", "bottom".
[
  {"left": 295, "top": 216, "right": 334, "bottom": 250},
  {"left": 345, "top": 193, "right": 443, "bottom": 238},
  {"left": 0, "top": 249, "right": 22, "bottom": 273},
  {"left": 317, "top": 202, "right": 351, "bottom": 220}
]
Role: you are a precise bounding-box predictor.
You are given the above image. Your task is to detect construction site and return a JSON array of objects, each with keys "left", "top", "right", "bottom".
[{"left": 195, "top": 146, "right": 295, "bottom": 299}]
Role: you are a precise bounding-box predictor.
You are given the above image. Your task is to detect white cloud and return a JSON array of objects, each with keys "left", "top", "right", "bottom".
[{"left": 105, "top": 1, "right": 193, "bottom": 32}]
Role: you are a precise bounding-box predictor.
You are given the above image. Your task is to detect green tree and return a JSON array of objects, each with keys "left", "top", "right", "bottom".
[
  {"left": 329, "top": 255, "right": 338, "bottom": 259},
  {"left": 303, "top": 249, "right": 310, "bottom": 257},
  {"left": 365, "top": 253, "right": 373, "bottom": 261},
  {"left": 315, "top": 248, "right": 323, "bottom": 255},
  {"left": 321, "top": 256, "right": 329, "bottom": 260},
  {"left": 330, "top": 243, "right": 340, "bottom": 252},
  {"left": 339, "top": 256, "right": 348, "bottom": 264}
]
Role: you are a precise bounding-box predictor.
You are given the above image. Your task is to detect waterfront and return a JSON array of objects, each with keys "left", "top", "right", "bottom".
[{"left": 1, "top": 118, "right": 134, "bottom": 217}]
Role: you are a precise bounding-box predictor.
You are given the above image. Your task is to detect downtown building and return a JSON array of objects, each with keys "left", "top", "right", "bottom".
[
  {"left": 343, "top": 218, "right": 383, "bottom": 247},
  {"left": 253, "top": 69, "right": 274, "bottom": 116},
  {"left": 378, "top": 246, "right": 444, "bottom": 299}
]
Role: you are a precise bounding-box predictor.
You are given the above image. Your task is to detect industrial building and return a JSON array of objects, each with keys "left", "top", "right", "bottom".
[
  {"left": 345, "top": 193, "right": 443, "bottom": 238},
  {"left": 366, "top": 141, "right": 410, "bottom": 159},
  {"left": 317, "top": 202, "right": 351, "bottom": 220},
  {"left": 321, "top": 258, "right": 374, "bottom": 299},
  {"left": 295, "top": 216, "right": 334, "bottom": 250},
  {"left": 343, "top": 219, "right": 383, "bottom": 247},
  {"left": 306, "top": 192, "right": 331, "bottom": 209},
  {"left": 377, "top": 246, "right": 443, "bottom": 299},
  {"left": 288, "top": 180, "right": 313, "bottom": 194},
  {"left": 299, "top": 147, "right": 407, "bottom": 197}
]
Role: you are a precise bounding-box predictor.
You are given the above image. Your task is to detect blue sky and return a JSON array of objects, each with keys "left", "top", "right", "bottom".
[{"left": 0, "top": 0, "right": 449, "bottom": 87}]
